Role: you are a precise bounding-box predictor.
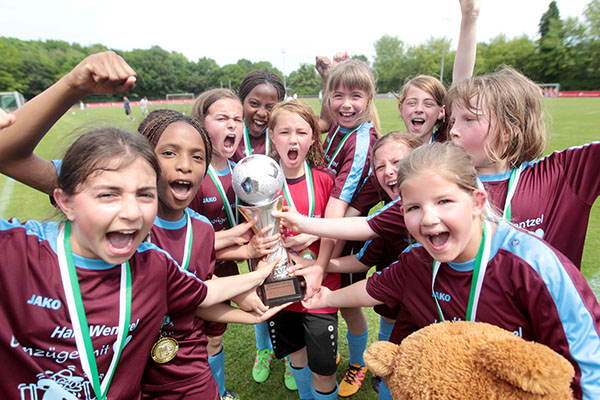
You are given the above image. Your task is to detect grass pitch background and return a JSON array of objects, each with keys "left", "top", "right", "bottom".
[{"left": 0, "top": 97, "right": 598, "bottom": 399}]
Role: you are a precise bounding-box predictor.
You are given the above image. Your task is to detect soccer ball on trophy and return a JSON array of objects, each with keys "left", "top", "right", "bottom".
[{"left": 232, "top": 154, "right": 284, "bottom": 206}]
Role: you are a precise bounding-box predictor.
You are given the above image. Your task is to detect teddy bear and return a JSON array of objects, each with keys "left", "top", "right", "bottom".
[{"left": 363, "top": 321, "right": 574, "bottom": 399}]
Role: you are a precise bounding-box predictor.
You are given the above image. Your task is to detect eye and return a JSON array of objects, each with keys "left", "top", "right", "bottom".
[
  {"left": 425, "top": 101, "right": 436, "bottom": 108},
  {"left": 249, "top": 101, "right": 259, "bottom": 108},
  {"left": 193, "top": 154, "right": 205, "bottom": 162},
  {"left": 439, "top": 199, "right": 452, "bottom": 205},
  {"left": 405, "top": 205, "right": 419, "bottom": 212},
  {"left": 139, "top": 191, "right": 156, "bottom": 200},
  {"left": 405, "top": 100, "right": 416, "bottom": 107},
  {"left": 161, "top": 150, "right": 175, "bottom": 157}
]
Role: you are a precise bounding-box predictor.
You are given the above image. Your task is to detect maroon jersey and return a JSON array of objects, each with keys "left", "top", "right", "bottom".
[
  {"left": 323, "top": 121, "right": 378, "bottom": 204},
  {"left": 280, "top": 166, "right": 340, "bottom": 314},
  {"left": 480, "top": 142, "right": 600, "bottom": 268},
  {"left": 0, "top": 218, "right": 209, "bottom": 400},
  {"left": 141, "top": 211, "right": 218, "bottom": 398},
  {"left": 366, "top": 220, "right": 600, "bottom": 399},
  {"left": 233, "top": 132, "right": 270, "bottom": 162},
  {"left": 189, "top": 161, "right": 239, "bottom": 277},
  {"left": 350, "top": 172, "right": 391, "bottom": 215}
]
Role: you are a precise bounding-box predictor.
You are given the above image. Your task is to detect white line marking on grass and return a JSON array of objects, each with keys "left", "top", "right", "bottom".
[
  {"left": 0, "top": 177, "right": 15, "bottom": 218},
  {"left": 588, "top": 271, "right": 600, "bottom": 301}
]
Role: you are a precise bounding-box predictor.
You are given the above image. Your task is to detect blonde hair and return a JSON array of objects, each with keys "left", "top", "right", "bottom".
[
  {"left": 192, "top": 88, "right": 241, "bottom": 122},
  {"left": 324, "top": 59, "right": 380, "bottom": 133},
  {"left": 397, "top": 75, "right": 448, "bottom": 136},
  {"left": 268, "top": 99, "right": 325, "bottom": 167},
  {"left": 397, "top": 142, "right": 479, "bottom": 196},
  {"left": 446, "top": 66, "right": 547, "bottom": 169},
  {"left": 371, "top": 131, "right": 424, "bottom": 168}
]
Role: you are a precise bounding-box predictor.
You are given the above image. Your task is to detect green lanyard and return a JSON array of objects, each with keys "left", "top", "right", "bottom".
[
  {"left": 281, "top": 160, "right": 315, "bottom": 218},
  {"left": 57, "top": 221, "right": 132, "bottom": 400},
  {"left": 180, "top": 209, "right": 193, "bottom": 271},
  {"left": 243, "top": 122, "right": 270, "bottom": 157},
  {"left": 431, "top": 219, "right": 492, "bottom": 322},
  {"left": 207, "top": 164, "right": 238, "bottom": 227},
  {"left": 503, "top": 167, "right": 521, "bottom": 222},
  {"left": 324, "top": 125, "right": 360, "bottom": 168}
]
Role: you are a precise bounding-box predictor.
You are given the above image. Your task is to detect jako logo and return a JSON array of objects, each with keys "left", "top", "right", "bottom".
[
  {"left": 203, "top": 197, "right": 217, "bottom": 204},
  {"left": 432, "top": 291, "right": 451, "bottom": 302},
  {"left": 27, "top": 294, "right": 61, "bottom": 310}
]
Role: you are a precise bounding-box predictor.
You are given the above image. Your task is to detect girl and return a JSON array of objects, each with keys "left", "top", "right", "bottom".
[
  {"left": 189, "top": 88, "right": 279, "bottom": 400},
  {"left": 303, "top": 142, "right": 600, "bottom": 400},
  {"left": 0, "top": 52, "right": 286, "bottom": 399},
  {"left": 0, "top": 126, "right": 283, "bottom": 400},
  {"left": 309, "top": 56, "right": 380, "bottom": 396},
  {"left": 233, "top": 69, "right": 286, "bottom": 162},
  {"left": 268, "top": 99, "right": 340, "bottom": 400},
  {"left": 447, "top": 66, "right": 600, "bottom": 269}
]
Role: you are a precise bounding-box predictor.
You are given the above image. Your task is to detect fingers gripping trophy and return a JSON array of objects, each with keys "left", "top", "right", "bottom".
[{"left": 232, "top": 155, "right": 305, "bottom": 306}]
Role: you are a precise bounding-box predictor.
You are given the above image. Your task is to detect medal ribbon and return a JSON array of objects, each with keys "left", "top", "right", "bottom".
[
  {"left": 57, "top": 221, "right": 131, "bottom": 400},
  {"left": 281, "top": 160, "right": 315, "bottom": 217},
  {"left": 431, "top": 219, "right": 492, "bottom": 322},
  {"left": 243, "top": 122, "right": 270, "bottom": 157},
  {"left": 207, "top": 164, "right": 238, "bottom": 227},
  {"left": 503, "top": 167, "right": 521, "bottom": 221},
  {"left": 324, "top": 122, "right": 366, "bottom": 168}
]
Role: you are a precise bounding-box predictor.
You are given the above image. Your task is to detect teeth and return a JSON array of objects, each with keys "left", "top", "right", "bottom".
[
  {"left": 341, "top": 112, "right": 353, "bottom": 117},
  {"left": 254, "top": 120, "right": 266, "bottom": 126},
  {"left": 175, "top": 181, "right": 190, "bottom": 186},
  {"left": 119, "top": 230, "right": 135, "bottom": 234}
]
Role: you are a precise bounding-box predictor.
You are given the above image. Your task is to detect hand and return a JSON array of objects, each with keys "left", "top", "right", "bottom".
[
  {"left": 0, "top": 109, "right": 16, "bottom": 130},
  {"left": 315, "top": 56, "right": 332, "bottom": 77},
  {"left": 252, "top": 302, "right": 291, "bottom": 322},
  {"left": 332, "top": 52, "right": 350, "bottom": 65},
  {"left": 272, "top": 206, "right": 306, "bottom": 233},
  {"left": 288, "top": 253, "right": 317, "bottom": 273},
  {"left": 293, "top": 263, "right": 324, "bottom": 300},
  {"left": 459, "top": 0, "right": 480, "bottom": 18},
  {"left": 283, "top": 233, "right": 319, "bottom": 253},
  {"left": 232, "top": 288, "right": 267, "bottom": 314},
  {"left": 229, "top": 218, "right": 257, "bottom": 245},
  {"left": 64, "top": 51, "right": 137, "bottom": 96},
  {"left": 247, "top": 225, "right": 280, "bottom": 259},
  {"left": 301, "top": 286, "right": 331, "bottom": 309},
  {"left": 254, "top": 257, "right": 280, "bottom": 280}
]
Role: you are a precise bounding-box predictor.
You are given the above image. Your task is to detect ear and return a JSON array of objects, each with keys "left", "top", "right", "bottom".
[
  {"left": 471, "top": 188, "right": 487, "bottom": 217},
  {"left": 53, "top": 188, "right": 76, "bottom": 221},
  {"left": 438, "top": 104, "right": 446, "bottom": 121},
  {"left": 364, "top": 341, "right": 399, "bottom": 379},
  {"left": 397, "top": 102, "right": 403, "bottom": 115}
]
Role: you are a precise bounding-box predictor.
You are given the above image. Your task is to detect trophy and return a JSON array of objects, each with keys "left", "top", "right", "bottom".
[{"left": 232, "top": 154, "right": 305, "bottom": 306}]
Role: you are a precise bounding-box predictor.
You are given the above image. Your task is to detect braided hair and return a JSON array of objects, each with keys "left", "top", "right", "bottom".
[
  {"left": 138, "top": 109, "right": 213, "bottom": 171},
  {"left": 238, "top": 70, "right": 285, "bottom": 103}
]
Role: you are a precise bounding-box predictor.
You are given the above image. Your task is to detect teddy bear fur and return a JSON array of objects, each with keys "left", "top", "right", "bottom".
[{"left": 363, "top": 321, "right": 574, "bottom": 400}]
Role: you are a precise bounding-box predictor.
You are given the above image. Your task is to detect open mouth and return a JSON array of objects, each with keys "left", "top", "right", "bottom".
[
  {"left": 386, "top": 181, "right": 398, "bottom": 196},
  {"left": 106, "top": 230, "right": 137, "bottom": 253},
  {"left": 170, "top": 180, "right": 192, "bottom": 200},
  {"left": 340, "top": 111, "right": 355, "bottom": 118},
  {"left": 287, "top": 148, "right": 299, "bottom": 161},
  {"left": 427, "top": 231, "right": 450, "bottom": 250},
  {"left": 411, "top": 118, "right": 425, "bottom": 130},
  {"left": 224, "top": 134, "right": 236, "bottom": 150}
]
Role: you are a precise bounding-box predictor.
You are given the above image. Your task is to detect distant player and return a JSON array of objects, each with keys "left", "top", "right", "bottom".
[{"left": 123, "top": 95, "right": 134, "bottom": 121}]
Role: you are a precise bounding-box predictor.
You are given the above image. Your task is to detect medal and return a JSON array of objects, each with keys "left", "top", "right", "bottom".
[
  {"left": 151, "top": 336, "right": 179, "bottom": 363},
  {"left": 149, "top": 210, "right": 193, "bottom": 363},
  {"left": 57, "top": 221, "right": 131, "bottom": 400},
  {"left": 431, "top": 219, "right": 492, "bottom": 322}
]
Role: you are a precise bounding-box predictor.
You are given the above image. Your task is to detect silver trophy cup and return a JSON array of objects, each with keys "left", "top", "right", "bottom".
[{"left": 232, "top": 155, "right": 305, "bottom": 306}]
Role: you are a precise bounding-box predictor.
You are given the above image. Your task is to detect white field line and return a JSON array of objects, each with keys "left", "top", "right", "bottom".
[{"left": 0, "top": 177, "right": 15, "bottom": 218}]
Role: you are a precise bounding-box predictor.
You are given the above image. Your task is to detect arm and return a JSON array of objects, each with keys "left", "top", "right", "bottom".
[
  {"left": 302, "top": 280, "right": 382, "bottom": 310},
  {"left": 199, "top": 258, "right": 277, "bottom": 307},
  {"left": 315, "top": 52, "right": 351, "bottom": 132},
  {"left": 452, "top": 0, "right": 480, "bottom": 84},
  {"left": 0, "top": 51, "right": 136, "bottom": 194},
  {"left": 196, "top": 301, "right": 288, "bottom": 324},
  {"left": 273, "top": 204, "right": 377, "bottom": 241},
  {"left": 216, "top": 224, "right": 279, "bottom": 260}
]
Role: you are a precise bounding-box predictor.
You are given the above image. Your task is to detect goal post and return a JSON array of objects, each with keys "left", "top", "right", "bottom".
[
  {"left": 165, "top": 93, "right": 195, "bottom": 101},
  {"left": 538, "top": 83, "right": 560, "bottom": 98}
]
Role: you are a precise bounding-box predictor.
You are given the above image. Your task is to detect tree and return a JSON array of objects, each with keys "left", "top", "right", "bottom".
[
  {"left": 287, "top": 63, "right": 321, "bottom": 95},
  {"left": 539, "top": 1, "right": 561, "bottom": 38},
  {"left": 584, "top": 0, "right": 600, "bottom": 38},
  {"left": 373, "top": 35, "right": 407, "bottom": 93}
]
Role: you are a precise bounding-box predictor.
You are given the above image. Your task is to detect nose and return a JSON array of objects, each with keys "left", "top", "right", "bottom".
[
  {"left": 176, "top": 155, "right": 192, "bottom": 173},
  {"left": 120, "top": 195, "right": 143, "bottom": 222},
  {"left": 421, "top": 205, "right": 439, "bottom": 226},
  {"left": 449, "top": 123, "right": 460, "bottom": 141},
  {"left": 226, "top": 117, "right": 236, "bottom": 129},
  {"left": 385, "top": 163, "right": 396, "bottom": 178},
  {"left": 256, "top": 105, "right": 268, "bottom": 117}
]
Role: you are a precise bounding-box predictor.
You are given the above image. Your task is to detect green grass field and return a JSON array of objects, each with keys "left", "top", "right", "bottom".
[{"left": 0, "top": 97, "right": 598, "bottom": 399}]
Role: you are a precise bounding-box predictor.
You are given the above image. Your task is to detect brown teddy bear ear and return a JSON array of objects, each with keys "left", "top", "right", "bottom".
[
  {"left": 478, "top": 337, "right": 575, "bottom": 396},
  {"left": 364, "top": 341, "right": 399, "bottom": 378}
]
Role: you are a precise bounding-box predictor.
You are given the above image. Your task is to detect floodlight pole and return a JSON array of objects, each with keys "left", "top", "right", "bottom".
[{"left": 282, "top": 48, "right": 287, "bottom": 94}]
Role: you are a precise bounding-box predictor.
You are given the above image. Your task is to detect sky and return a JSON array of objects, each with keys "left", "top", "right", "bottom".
[{"left": 1, "top": 0, "right": 592, "bottom": 75}]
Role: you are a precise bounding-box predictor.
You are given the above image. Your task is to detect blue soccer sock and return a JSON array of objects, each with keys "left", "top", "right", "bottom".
[
  {"left": 290, "top": 364, "right": 313, "bottom": 400},
  {"left": 378, "top": 379, "right": 393, "bottom": 400},
  {"left": 254, "top": 322, "right": 273, "bottom": 351},
  {"left": 208, "top": 345, "right": 225, "bottom": 396},
  {"left": 378, "top": 317, "right": 394, "bottom": 342},
  {"left": 312, "top": 382, "right": 338, "bottom": 400},
  {"left": 347, "top": 329, "right": 368, "bottom": 366}
]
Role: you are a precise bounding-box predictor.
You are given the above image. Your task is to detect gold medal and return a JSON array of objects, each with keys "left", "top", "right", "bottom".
[{"left": 151, "top": 336, "right": 179, "bottom": 363}]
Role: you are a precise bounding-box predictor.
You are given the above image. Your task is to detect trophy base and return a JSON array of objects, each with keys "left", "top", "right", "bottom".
[{"left": 260, "top": 276, "right": 305, "bottom": 306}]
